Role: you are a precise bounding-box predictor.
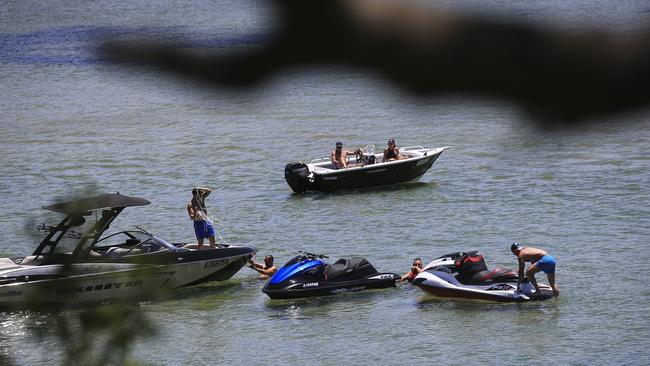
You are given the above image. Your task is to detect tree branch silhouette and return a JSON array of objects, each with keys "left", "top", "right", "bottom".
[{"left": 100, "top": 0, "right": 650, "bottom": 122}]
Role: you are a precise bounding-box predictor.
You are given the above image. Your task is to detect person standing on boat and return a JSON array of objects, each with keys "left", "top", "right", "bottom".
[
  {"left": 331, "top": 141, "right": 360, "bottom": 169},
  {"left": 511, "top": 243, "right": 560, "bottom": 297},
  {"left": 383, "top": 138, "right": 404, "bottom": 162},
  {"left": 187, "top": 187, "right": 216, "bottom": 250}
]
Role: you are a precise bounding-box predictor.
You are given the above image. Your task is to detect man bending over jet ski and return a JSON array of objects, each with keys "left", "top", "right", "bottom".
[{"left": 511, "top": 243, "right": 560, "bottom": 298}]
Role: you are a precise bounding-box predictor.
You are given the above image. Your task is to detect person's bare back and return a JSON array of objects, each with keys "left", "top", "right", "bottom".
[{"left": 517, "top": 247, "right": 547, "bottom": 263}]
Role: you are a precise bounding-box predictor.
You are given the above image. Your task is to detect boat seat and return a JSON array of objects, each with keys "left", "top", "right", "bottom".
[
  {"left": 106, "top": 247, "right": 141, "bottom": 257},
  {"left": 18, "top": 255, "right": 45, "bottom": 265}
]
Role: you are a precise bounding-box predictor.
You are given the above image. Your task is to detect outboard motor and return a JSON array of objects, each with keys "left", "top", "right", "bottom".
[{"left": 284, "top": 162, "right": 311, "bottom": 193}]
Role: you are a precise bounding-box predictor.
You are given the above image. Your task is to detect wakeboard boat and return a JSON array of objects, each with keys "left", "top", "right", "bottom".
[
  {"left": 0, "top": 193, "right": 256, "bottom": 306},
  {"left": 285, "top": 145, "right": 449, "bottom": 193},
  {"left": 262, "top": 251, "right": 399, "bottom": 299},
  {"left": 412, "top": 251, "right": 554, "bottom": 302}
]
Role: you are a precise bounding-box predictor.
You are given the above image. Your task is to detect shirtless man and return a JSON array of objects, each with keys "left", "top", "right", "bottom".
[
  {"left": 511, "top": 243, "right": 559, "bottom": 297},
  {"left": 187, "top": 187, "right": 216, "bottom": 250},
  {"left": 249, "top": 255, "right": 278, "bottom": 280},
  {"left": 382, "top": 138, "right": 404, "bottom": 162},
  {"left": 330, "top": 141, "right": 360, "bottom": 169}
]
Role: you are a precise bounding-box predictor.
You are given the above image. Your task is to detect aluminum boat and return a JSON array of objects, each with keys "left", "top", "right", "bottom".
[{"left": 285, "top": 145, "right": 449, "bottom": 193}]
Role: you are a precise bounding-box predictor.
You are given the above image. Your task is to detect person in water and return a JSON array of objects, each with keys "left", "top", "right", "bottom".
[
  {"left": 330, "top": 141, "right": 361, "bottom": 169},
  {"left": 382, "top": 138, "right": 404, "bottom": 162},
  {"left": 511, "top": 243, "right": 559, "bottom": 297},
  {"left": 187, "top": 187, "right": 217, "bottom": 250},
  {"left": 399, "top": 257, "right": 424, "bottom": 282},
  {"left": 249, "top": 255, "right": 278, "bottom": 280}
]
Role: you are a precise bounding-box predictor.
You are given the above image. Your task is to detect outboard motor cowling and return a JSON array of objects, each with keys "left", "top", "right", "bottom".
[{"left": 284, "top": 162, "right": 311, "bottom": 193}]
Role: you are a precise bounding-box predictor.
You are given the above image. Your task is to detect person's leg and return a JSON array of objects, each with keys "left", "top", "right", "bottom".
[
  {"left": 548, "top": 273, "right": 559, "bottom": 297},
  {"left": 193, "top": 220, "right": 204, "bottom": 250},
  {"left": 205, "top": 221, "right": 217, "bottom": 249},
  {"left": 525, "top": 263, "right": 542, "bottom": 294}
]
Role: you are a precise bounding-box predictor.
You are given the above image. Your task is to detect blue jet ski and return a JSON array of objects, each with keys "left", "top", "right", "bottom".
[{"left": 262, "top": 251, "right": 399, "bottom": 299}]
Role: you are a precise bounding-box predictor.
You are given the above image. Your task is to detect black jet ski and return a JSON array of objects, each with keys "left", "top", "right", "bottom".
[
  {"left": 262, "top": 251, "right": 399, "bottom": 299},
  {"left": 412, "top": 251, "right": 554, "bottom": 302}
]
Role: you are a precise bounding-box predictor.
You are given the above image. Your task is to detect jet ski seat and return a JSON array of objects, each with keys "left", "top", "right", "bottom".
[
  {"left": 459, "top": 267, "right": 518, "bottom": 285},
  {"left": 324, "top": 257, "right": 378, "bottom": 280},
  {"left": 324, "top": 259, "right": 349, "bottom": 280}
]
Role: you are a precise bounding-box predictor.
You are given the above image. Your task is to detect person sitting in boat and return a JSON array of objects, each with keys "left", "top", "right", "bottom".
[
  {"left": 511, "top": 243, "right": 560, "bottom": 297},
  {"left": 187, "top": 187, "right": 217, "bottom": 250},
  {"left": 249, "top": 255, "right": 278, "bottom": 280},
  {"left": 399, "top": 257, "right": 424, "bottom": 282},
  {"left": 383, "top": 138, "right": 405, "bottom": 162},
  {"left": 330, "top": 141, "right": 361, "bottom": 169}
]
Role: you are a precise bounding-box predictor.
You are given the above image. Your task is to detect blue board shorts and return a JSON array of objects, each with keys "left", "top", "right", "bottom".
[
  {"left": 193, "top": 220, "right": 215, "bottom": 239},
  {"left": 535, "top": 254, "right": 556, "bottom": 274}
]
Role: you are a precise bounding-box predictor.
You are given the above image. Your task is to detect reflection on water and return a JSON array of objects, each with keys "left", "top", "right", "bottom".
[{"left": 296, "top": 181, "right": 437, "bottom": 201}]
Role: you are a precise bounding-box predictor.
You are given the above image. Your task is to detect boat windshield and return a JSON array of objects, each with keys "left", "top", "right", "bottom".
[{"left": 94, "top": 230, "right": 180, "bottom": 252}]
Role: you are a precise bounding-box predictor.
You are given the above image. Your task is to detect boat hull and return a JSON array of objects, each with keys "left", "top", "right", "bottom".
[
  {"left": 0, "top": 247, "right": 255, "bottom": 306},
  {"left": 314, "top": 152, "right": 442, "bottom": 192}
]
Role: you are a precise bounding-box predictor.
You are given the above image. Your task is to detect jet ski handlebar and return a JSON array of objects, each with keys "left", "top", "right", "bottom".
[{"left": 298, "top": 250, "right": 329, "bottom": 259}]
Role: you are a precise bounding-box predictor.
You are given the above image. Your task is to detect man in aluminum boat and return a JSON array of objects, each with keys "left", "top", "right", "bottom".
[{"left": 330, "top": 141, "right": 361, "bottom": 169}]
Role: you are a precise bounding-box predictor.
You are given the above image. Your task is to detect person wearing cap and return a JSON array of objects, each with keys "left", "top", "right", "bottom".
[
  {"left": 187, "top": 187, "right": 217, "bottom": 250},
  {"left": 383, "top": 138, "right": 404, "bottom": 162},
  {"left": 330, "top": 141, "right": 360, "bottom": 169},
  {"left": 511, "top": 243, "right": 559, "bottom": 297}
]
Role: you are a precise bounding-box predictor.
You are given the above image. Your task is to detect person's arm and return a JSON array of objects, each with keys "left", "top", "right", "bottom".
[
  {"left": 340, "top": 151, "right": 350, "bottom": 168},
  {"left": 187, "top": 202, "right": 196, "bottom": 220},
  {"left": 395, "top": 147, "right": 401, "bottom": 159},
  {"left": 399, "top": 271, "right": 411, "bottom": 282},
  {"left": 517, "top": 257, "right": 525, "bottom": 290},
  {"left": 197, "top": 187, "right": 212, "bottom": 198},
  {"left": 249, "top": 259, "right": 263, "bottom": 269},
  {"left": 383, "top": 148, "right": 388, "bottom": 162},
  {"left": 256, "top": 266, "right": 277, "bottom": 275}
]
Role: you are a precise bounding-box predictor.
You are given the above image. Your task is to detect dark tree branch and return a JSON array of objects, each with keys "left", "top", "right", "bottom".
[{"left": 100, "top": 0, "right": 650, "bottom": 122}]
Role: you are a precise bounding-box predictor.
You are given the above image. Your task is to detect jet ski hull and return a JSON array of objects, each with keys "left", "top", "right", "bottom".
[
  {"left": 413, "top": 252, "right": 555, "bottom": 303},
  {"left": 262, "top": 253, "right": 399, "bottom": 299},
  {"left": 263, "top": 274, "right": 399, "bottom": 299}
]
